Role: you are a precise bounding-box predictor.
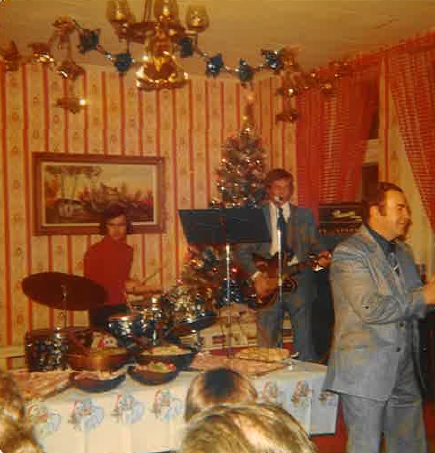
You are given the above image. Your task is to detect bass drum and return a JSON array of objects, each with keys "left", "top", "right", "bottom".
[{"left": 25, "top": 327, "right": 92, "bottom": 372}]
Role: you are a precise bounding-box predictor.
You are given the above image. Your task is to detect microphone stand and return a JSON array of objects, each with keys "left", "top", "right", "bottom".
[
  {"left": 276, "top": 228, "right": 284, "bottom": 348},
  {"left": 225, "top": 242, "right": 233, "bottom": 357},
  {"left": 219, "top": 209, "right": 234, "bottom": 358}
]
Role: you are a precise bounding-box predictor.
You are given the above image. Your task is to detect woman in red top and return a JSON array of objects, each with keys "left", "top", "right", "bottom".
[{"left": 84, "top": 204, "right": 135, "bottom": 330}]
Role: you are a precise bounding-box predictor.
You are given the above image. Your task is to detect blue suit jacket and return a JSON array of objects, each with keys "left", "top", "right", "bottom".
[
  {"left": 323, "top": 225, "right": 427, "bottom": 400},
  {"left": 235, "top": 203, "right": 326, "bottom": 279}
]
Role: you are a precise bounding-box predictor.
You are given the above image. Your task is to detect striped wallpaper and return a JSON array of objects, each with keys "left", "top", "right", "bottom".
[{"left": 0, "top": 63, "right": 296, "bottom": 353}]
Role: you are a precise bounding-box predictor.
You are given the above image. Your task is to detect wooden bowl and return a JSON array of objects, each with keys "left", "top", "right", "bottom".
[
  {"left": 71, "top": 371, "right": 126, "bottom": 393},
  {"left": 67, "top": 348, "right": 129, "bottom": 371}
]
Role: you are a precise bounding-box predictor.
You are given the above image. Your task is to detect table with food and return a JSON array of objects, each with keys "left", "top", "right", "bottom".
[
  {"left": 14, "top": 271, "right": 338, "bottom": 453},
  {"left": 12, "top": 339, "right": 337, "bottom": 453}
]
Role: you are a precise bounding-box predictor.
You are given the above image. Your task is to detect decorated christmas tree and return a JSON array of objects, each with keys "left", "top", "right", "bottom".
[
  {"left": 165, "top": 94, "right": 267, "bottom": 324},
  {"left": 212, "top": 97, "right": 267, "bottom": 208}
]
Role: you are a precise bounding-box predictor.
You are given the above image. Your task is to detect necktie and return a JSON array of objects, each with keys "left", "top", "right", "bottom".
[
  {"left": 386, "top": 243, "right": 400, "bottom": 275},
  {"left": 277, "top": 207, "right": 287, "bottom": 252}
]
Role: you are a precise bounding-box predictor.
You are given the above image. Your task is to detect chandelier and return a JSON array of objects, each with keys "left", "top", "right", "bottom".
[
  {"left": 106, "top": 0, "right": 209, "bottom": 90},
  {"left": 0, "top": 0, "right": 354, "bottom": 119}
]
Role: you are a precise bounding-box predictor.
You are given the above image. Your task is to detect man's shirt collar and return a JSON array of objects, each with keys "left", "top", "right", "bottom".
[{"left": 365, "top": 223, "right": 396, "bottom": 256}]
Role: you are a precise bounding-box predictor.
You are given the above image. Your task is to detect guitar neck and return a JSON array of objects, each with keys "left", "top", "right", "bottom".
[{"left": 251, "top": 253, "right": 318, "bottom": 278}]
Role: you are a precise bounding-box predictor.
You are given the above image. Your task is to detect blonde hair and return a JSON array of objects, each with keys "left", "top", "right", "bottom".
[
  {"left": 0, "top": 416, "right": 43, "bottom": 453},
  {"left": 0, "top": 370, "right": 43, "bottom": 453},
  {"left": 0, "top": 370, "right": 25, "bottom": 423},
  {"left": 184, "top": 368, "right": 257, "bottom": 421},
  {"left": 180, "top": 403, "right": 317, "bottom": 453}
]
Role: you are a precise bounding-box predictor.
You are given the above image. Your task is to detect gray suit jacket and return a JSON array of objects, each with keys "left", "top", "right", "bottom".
[{"left": 324, "top": 225, "right": 427, "bottom": 400}]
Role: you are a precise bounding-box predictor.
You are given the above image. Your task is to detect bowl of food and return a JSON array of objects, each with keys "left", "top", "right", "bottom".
[
  {"left": 134, "top": 344, "right": 196, "bottom": 370},
  {"left": 71, "top": 369, "right": 126, "bottom": 393},
  {"left": 128, "top": 362, "right": 179, "bottom": 385},
  {"left": 67, "top": 347, "right": 129, "bottom": 371}
]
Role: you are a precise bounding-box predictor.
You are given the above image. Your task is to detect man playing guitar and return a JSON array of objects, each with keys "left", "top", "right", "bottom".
[{"left": 235, "top": 168, "right": 331, "bottom": 362}]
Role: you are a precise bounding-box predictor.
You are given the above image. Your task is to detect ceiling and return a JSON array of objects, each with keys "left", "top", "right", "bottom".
[{"left": 1, "top": 0, "right": 435, "bottom": 77}]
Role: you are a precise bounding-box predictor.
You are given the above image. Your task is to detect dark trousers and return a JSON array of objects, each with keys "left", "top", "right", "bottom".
[{"left": 256, "top": 271, "right": 318, "bottom": 362}]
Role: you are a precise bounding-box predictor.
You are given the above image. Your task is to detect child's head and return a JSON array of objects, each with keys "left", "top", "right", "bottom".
[{"left": 184, "top": 367, "right": 257, "bottom": 421}]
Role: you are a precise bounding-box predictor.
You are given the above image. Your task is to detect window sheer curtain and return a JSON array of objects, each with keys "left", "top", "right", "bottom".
[
  {"left": 386, "top": 34, "right": 435, "bottom": 232},
  {"left": 295, "top": 62, "right": 380, "bottom": 221}
]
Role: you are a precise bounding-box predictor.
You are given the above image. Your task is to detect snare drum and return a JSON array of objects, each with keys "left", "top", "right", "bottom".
[{"left": 25, "top": 327, "right": 92, "bottom": 372}]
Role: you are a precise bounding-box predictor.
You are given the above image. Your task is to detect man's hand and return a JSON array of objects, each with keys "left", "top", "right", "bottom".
[
  {"left": 125, "top": 279, "right": 161, "bottom": 295},
  {"left": 252, "top": 272, "right": 275, "bottom": 299},
  {"left": 316, "top": 251, "right": 332, "bottom": 269}
]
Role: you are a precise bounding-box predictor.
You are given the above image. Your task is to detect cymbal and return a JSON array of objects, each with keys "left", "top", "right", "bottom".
[{"left": 22, "top": 272, "right": 106, "bottom": 311}]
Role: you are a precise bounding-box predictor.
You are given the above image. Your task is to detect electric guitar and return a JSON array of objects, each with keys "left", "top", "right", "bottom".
[{"left": 241, "top": 252, "right": 322, "bottom": 310}]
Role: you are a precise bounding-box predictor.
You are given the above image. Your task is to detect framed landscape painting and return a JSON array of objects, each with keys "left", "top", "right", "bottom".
[{"left": 33, "top": 153, "right": 165, "bottom": 235}]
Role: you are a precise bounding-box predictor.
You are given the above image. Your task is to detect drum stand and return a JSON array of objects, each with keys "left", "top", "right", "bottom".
[
  {"left": 21, "top": 271, "right": 106, "bottom": 370},
  {"left": 191, "top": 329, "right": 203, "bottom": 351},
  {"left": 52, "top": 284, "right": 69, "bottom": 370},
  {"left": 58, "top": 284, "right": 69, "bottom": 330}
]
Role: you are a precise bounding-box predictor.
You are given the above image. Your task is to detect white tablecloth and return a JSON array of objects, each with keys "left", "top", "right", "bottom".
[{"left": 27, "top": 361, "right": 338, "bottom": 453}]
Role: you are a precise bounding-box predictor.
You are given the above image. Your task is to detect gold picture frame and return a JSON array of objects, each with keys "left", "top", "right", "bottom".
[{"left": 33, "top": 153, "right": 165, "bottom": 235}]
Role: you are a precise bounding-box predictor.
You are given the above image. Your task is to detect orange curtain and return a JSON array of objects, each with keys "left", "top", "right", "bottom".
[
  {"left": 386, "top": 34, "right": 435, "bottom": 232},
  {"left": 296, "top": 60, "right": 380, "bottom": 221},
  {"left": 294, "top": 89, "right": 325, "bottom": 217}
]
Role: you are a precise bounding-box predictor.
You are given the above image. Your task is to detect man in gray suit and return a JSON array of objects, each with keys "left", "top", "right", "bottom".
[
  {"left": 324, "top": 182, "right": 435, "bottom": 453},
  {"left": 235, "top": 168, "right": 331, "bottom": 362}
]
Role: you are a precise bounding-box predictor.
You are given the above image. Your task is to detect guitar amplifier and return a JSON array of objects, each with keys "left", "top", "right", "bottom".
[{"left": 318, "top": 203, "right": 362, "bottom": 250}]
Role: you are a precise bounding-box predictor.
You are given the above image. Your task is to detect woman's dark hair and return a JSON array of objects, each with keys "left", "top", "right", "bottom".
[
  {"left": 99, "top": 204, "right": 133, "bottom": 235},
  {"left": 361, "top": 181, "right": 404, "bottom": 224}
]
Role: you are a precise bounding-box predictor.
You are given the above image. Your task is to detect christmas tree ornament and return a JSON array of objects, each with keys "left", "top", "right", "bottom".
[
  {"left": 237, "top": 59, "right": 254, "bottom": 83},
  {"left": 29, "top": 42, "right": 55, "bottom": 66},
  {"left": 262, "top": 48, "right": 283, "bottom": 72},
  {"left": 0, "top": 41, "right": 22, "bottom": 71},
  {"left": 55, "top": 93, "right": 87, "bottom": 114},
  {"left": 206, "top": 53, "right": 224, "bottom": 77},
  {"left": 57, "top": 59, "right": 85, "bottom": 80},
  {"left": 178, "top": 36, "right": 194, "bottom": 57},
  {"left": 77, "top": 28, "right": 101, "bottom": 54},
  {"left": 111, "top": 51, "right": 134, "bottom": 73}
]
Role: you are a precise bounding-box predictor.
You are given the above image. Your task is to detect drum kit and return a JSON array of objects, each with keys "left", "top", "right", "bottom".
[{"left": 21, "top": 271, "right": 217, "bottom": 371}]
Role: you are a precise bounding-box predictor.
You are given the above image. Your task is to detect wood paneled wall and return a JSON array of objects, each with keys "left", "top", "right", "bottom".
[{"left": 0, "top": 63, "right": 295, "bottom": 353}]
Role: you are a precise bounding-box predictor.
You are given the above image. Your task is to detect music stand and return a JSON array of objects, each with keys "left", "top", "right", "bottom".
[{"left": 179, "top": 207, "right": 270, "bottom": 355}]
